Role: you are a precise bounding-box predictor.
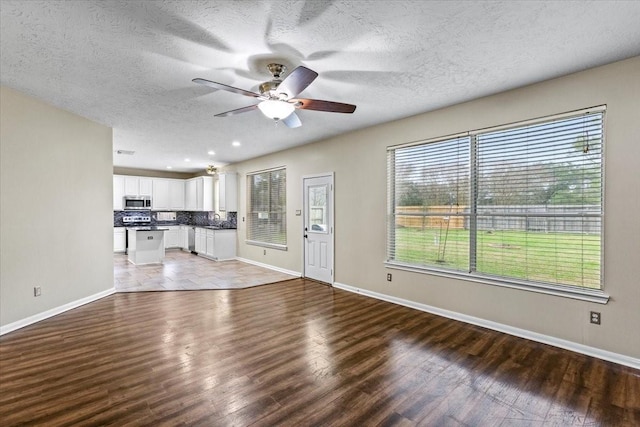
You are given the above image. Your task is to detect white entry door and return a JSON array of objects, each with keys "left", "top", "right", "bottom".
[{"left": 303, "top": 174, "right": 334, "bottom": 284}]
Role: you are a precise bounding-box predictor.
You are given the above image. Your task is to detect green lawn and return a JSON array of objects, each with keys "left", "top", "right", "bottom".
[{"left": 391, "top": 227, "right": 601, "bottom": 289}]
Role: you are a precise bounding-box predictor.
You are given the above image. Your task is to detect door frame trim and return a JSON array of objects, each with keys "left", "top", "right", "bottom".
[{"left": 302, "top": 172, "right": 335, "bottom": 285}]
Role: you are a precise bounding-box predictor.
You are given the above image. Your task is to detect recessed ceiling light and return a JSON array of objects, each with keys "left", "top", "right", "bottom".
[
  {"left": 184, "top": 158, "right": 191, "bottom": 162},
  {"left": 232, "top": 141, "right": 241, "bottom": 147},
  {"left": 208, "top": 150, "right": 215, "bottom": 155},
  {"left": 166, "top": 166, "right": 172, "bottom": 169}
]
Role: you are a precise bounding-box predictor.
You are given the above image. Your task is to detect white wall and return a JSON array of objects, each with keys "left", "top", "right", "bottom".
[
  {"left": 230, "top": 57, "right": 640, "bottom": 360},
  {"left": 1, "top": 86, "right": 114, "bottom": 328}
]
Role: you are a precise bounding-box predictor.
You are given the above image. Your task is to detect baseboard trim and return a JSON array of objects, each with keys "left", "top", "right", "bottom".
[
  {"left": 235, "top": 257, "right": 301, "bottom": 278},
  {"left": 0, "top": 287, "right": 117, "bottom": 336},
  {"left": 333, "top": 282, "right": 640, "bottom": 370}
]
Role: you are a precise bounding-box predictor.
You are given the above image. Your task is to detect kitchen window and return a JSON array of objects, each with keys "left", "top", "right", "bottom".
[
  {"left": 387, "top": 106, "right": 606, "bottom": 302},
  {"left": 247, "top": 167, "right": 287, "bottom": 250}
]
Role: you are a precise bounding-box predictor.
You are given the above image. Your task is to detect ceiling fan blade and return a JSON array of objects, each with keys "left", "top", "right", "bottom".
[
  {"left": 277, "top": 66, "right": 318, "bottom": 98},
  {"left": 214, "top": 104, "right": 258, "bottom": 117},
  {"left": 294, "top": 99, "right": 356, "bottom": 114},
  {"left": 193, "top": 78, "right": 261, "bottom": 98},
  {"left": 281, "top": 112, "right": 302, "bottom": 128}
]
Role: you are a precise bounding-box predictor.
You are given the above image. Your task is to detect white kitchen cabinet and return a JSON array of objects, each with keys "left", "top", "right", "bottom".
[
  {"left": 195, "top": 228, "right": 206, "bottom": 254},
  {"left": 180, "top": 226, "right": 190, "bottom": 250},
  {"left": 163, "top": 226, "right": 180, "bottom": 249},
  {"left": 205, "top": 229, "right": 215, "bottom": 257},
  {"left": 151, "top": 178, "right": 184, "bottom": 211},
  {"left": 185, "top": 179, "right": 197, "bottom": 211},
  {"left": 124, "top": 176, "right": 153, "bottom": 197},
  {"left": 114, "top": 227, "right": 126, "bottom": 252},
  {"left": 153, "top": 178, "right": 185, "bottom": 210},
  {"left": 185, "top": 176, "right": 214, "bottom": 211},
  {"left": 139, "top": 178, "right": 153, "bottom": 196},
  {"left": 168, "top": 180, "right": 185, "bottom": 210},
  {"left": 194, "top": 227, "right": 236, "bottom": 260},
  {"left": 214, "top": 229, "right": 237, "bottom": 260},
  {"left": 152, "top": 179, "right": 169, "bottom": 210},
  {"left": 218, "top": 172, "right": 237, "bottom": 212},
  {"left": 113, "top": 176, "right": 125, "bottom": 210},
  {"left": 124, "top": 176, "right": 138, "bottom": 196}
]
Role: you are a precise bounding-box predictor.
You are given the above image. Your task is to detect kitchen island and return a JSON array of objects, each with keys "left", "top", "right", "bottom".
[{"left": 127, "top": 227, "right": 167, "bottom": 265}]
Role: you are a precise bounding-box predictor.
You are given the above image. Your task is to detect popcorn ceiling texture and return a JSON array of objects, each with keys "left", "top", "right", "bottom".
[{"left": 1, "top": 1, "right": 639, "bottom": 171}]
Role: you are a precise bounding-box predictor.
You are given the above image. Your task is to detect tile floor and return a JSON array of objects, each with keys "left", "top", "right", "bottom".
[{"left": 114, "top": 250, "right": 297, "bottom": 292}]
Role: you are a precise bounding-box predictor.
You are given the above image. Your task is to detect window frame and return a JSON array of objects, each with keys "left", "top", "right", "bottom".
[
  {"left": 246, "top": 166, "right": 288, "bottom": 251},
  {"left": 386, "top": 106, "right": 609, "bottom": 304}
]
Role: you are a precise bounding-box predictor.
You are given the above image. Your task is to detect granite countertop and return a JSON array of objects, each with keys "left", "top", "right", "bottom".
[
  {"left": 126, "top": 226, "right": 169, "bottom": 231},
  {"left": 117, "top": 224, "right": 237, "bottom": 230}
]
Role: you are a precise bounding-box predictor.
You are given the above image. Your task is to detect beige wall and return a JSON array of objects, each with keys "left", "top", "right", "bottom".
[
  {"left": 113, "top": 166, "right": 195, "bottom": 180},
  {"left": 231, "top": 57, "right": 640, "bottom": 359},
  {"left": 1, "top": 86, "right": 114, "bottom": 327}
]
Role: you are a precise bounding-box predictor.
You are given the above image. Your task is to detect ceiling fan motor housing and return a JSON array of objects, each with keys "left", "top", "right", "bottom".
[{"left": 259, "top": 80, "right": 282, "bottom": 97}]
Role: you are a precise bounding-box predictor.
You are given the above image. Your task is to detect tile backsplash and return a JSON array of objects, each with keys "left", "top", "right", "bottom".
[{"left": 114, "top": 211, "right": 237, "bottom": 228}]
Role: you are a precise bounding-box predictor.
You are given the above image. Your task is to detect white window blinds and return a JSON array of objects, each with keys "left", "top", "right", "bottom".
[
  {"left": 247, "top": 168, "right": 287, "bottom": 248},
  {"left": 388, "top": 107, "right": 604, "bottom": 291},
  {"left": 388, "top": 136, "right": 471, "bottom": 272}
]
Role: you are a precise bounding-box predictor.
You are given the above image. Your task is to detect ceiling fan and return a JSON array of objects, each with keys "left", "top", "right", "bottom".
[{"left": 193, "top": 63, "right": 356, "bottom": 128}]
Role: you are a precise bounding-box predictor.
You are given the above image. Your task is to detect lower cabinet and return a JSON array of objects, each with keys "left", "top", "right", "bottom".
[
  {"left": 194, "top": 227, "right": 236, "bottom": 260},
  {"left": 213, "top": 230, "right": 236, "bottom": 260},
  {"left": 114, "top": 227, "right": 126, "bottom": 252},
  {"left": 179, "top": 226, "right": 190, "bottom": 250},
  {"left": 195, "top": 228, "right": 206, "bottom": 254},
  {"left": 205, "top": 230, "right": 215, "bottom": 258},
  {"left": 163, "top": 226, "right": 180, "bottom": 249}
]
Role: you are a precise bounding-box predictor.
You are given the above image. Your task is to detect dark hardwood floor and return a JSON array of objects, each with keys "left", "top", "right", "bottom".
[{"left": 1, "top": 279, "right": 638, "bottom": 426}]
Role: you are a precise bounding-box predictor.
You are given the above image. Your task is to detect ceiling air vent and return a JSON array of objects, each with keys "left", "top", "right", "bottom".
[{"left": 116, "top": 150, "right": 135, "bottom": 155}]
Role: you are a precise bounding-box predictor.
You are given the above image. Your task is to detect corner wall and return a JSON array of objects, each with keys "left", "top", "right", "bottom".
[
  {"left": 1, "top": 86, "right": 114, "bottom": 329},
  {"left": 230, "top": 57, "right": 640, "bottom": 361}
]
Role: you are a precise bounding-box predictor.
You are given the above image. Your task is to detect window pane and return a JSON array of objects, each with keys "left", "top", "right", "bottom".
[
  {"left": 389, "top": 136, "right": 470, "bottom": 272},
  {"left": 247, "top": 168, "right": 286, "bottom": 246},
  {"left": 475, "top": 113, "right": 603, "bottom": 288},
  {"left": 308, "top": 184, "right": 328, "bottom": 233},
  {"left": 387, "top": 108, "right": 604, "bottom": 291}
]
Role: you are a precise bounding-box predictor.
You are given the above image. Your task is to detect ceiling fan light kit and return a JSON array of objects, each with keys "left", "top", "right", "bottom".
[
  {"left": 258, "top": 99, "right": 295, "bottom": 120},
  {"left": 193, "top": 63, "right": 356, "bottom": 128}
]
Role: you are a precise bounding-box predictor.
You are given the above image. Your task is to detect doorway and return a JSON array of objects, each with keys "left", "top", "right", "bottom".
[{"left": 303, "top": 174, "right": 334, "bottom": 284}]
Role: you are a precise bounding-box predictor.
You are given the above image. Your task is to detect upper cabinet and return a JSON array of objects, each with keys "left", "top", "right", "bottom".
[
  {"left": 114, "top": 174, "right": 219, "bottom": 212},
  {"left": 218, "top": 172, "right": 237, "bottom": 212},
  {"left": 123, "top": 176, "right": 152, "bottom": 197},
  {"left": 114, "top": 175, "right": 153, "bottom": 209},
  {"left": 113, "top": 175, "right": 125, "bottom": 210},
  {"left": 185, "top": 176, "right": 214, "bottom": 212},
  {"left": 152, "top": 178, "right": 185, "bottom": 210}
]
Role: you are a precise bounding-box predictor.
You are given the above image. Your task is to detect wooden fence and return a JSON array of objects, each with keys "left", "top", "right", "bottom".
[
  {"left": 395, "top": 206, "right": 466, "bottom": 229},
  {"left": 395, "top": 205, "right": 600, "bottom": 233}
]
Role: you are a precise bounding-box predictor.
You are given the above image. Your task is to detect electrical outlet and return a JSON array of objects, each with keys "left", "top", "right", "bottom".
[
  {"left": 387, "top": 273, "right": 392, "bottom": 282},
  {"left": 34, "top": 286, "right": 42, "bottom": 297},
  {"left": 590, "top": 311, "right": 601, "bottom": 325},
  {"left": 263, "top": 249, "right": 266, "bottom": 255}
]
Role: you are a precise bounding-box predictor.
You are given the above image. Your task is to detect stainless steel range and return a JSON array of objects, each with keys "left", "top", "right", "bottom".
[
  {"left": 122, "top": 215, "right": 151, "bottom": 253},
  {"left": 122, "top": 215, "right": 151, "bottom": 225}
]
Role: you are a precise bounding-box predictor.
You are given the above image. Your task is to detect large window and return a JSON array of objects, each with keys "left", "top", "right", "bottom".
[
  {"left": 387, "top": 107, "right": 604, "bottom": 296},
  {"left": 247, "top": 167, "right": 287, "bottom": 249}
]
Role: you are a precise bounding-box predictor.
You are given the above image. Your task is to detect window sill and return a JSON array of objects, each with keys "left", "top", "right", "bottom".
[
  {"left": 246, "top": 240, "right": 288, "bottom": 251},
  {"left": 384, "top": 261, "right": 609, "bottom": 304}
]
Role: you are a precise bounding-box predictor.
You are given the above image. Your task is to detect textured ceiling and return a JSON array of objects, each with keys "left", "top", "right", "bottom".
[{"left": 2, "top": 1, "right": 640, "bottom": 173}]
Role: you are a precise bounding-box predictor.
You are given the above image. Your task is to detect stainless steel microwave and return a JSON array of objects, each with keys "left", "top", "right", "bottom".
[{"left": 123, "top": 196, "right": 152, "bottom": 210}]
